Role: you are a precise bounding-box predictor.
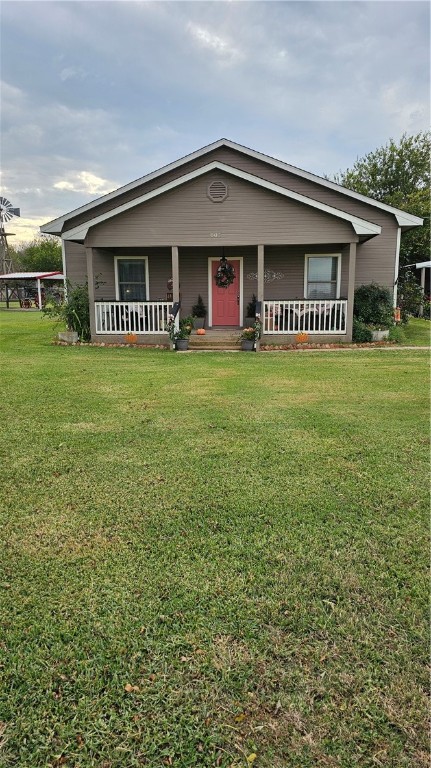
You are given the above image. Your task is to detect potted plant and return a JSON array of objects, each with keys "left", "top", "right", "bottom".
[
  {"left": 166, "top": 315, "right": 193, "bottom": 350},
  {"left": 368, "top": 324, "right": 390, "bottom": 341},
  {"left": 245, "top": 294, "right": 257, "bottom": 326},
  {"left": 191, "top": 295, "right": 207, "bottom": 330},
  {"left": 240, "top": 319, "right": 261, "bottom": 351}
]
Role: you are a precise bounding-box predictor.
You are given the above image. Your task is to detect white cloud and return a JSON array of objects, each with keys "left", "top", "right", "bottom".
[
  {"left": 381, "top": 81, "right": 428, "bottom": 134},
  {"left": 5, "top": 216, "right": 53, "bottom": 246},
  {"left": 186, "top": 22, "right": 243, "bottom": 65},
  {"left": 53, "top": 171, "right": 116, "bottom": 195},
  {"left": 59, "top": 66, "right": 88, "bottom": 82}
]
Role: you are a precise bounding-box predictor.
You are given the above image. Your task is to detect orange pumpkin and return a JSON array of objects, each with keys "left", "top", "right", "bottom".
[
  {"left": 295, "top": 332, "right": 309, "bottom": 344},
  {"left": 196, "top": 328, "right": 206, "bottom": 335},
  {"left": 125, "top": 333, "right": 138, "bottom": 344}
]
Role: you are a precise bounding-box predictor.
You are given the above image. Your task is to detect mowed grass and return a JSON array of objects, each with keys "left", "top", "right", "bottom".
[
  {"left": 0, "top": 312, "right": 429, "bottom": 768},
  {"left": 402, "top": 317, "right": 430, "bottom": 346}
]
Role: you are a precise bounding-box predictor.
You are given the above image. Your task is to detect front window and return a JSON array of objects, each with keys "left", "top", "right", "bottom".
[
  {"left": 306, "top": 255, "right": 340, "bottom": 299},
  {"left": 116, "top": 258, "right": 147, "bottom": 300}
]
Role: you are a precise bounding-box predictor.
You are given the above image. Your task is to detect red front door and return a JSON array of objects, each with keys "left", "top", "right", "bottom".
[{"left": 211, "top": 259, "right": 240, "bottom": 326}]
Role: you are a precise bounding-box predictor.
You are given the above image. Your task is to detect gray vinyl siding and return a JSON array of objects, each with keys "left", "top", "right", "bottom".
[
  {"left": 355, "top": 224, "right": 398, "bottom": 290},
  {"left": 92, "top": 249, "right": 115, "bottom": 299},
  {"left": 64, "top": 241, "right": 87, "bottom": 284},
  {"left": 87, "top": 173, "right": 355, "bottom": 248}
]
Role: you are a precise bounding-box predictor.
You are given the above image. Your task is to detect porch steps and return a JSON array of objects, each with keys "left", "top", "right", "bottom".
[{"left": 188, "top": 331, "right": 242, "bottom": 351}]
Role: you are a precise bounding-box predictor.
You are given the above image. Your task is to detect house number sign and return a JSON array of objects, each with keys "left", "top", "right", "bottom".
[{"left": 210, "top": 232, "right": 221, "bottom": 238}]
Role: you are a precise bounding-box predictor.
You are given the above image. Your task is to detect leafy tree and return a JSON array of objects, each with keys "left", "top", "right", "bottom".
[
  {"left": 13, "top": 236, "right": 62, "bottom": 273},
  {"left": 333, "top": 132, "right": 430, "bottom": 318}
]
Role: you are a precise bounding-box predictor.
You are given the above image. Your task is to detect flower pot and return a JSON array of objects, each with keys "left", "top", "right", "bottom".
[
  {"left": 241, "top": 339, "right": 255, "bottom": 351},
  {"left": 58, "top": 331, "right": 79, "bottom": 343},
  {"left": 371, "top": 329, "right": 389, "bottom": 341},
  {"left": 175, "top": 339, "right": 189, "bottom": 351},
  {"left": 193, "top": 317, "right": 205, "bottom": 330}
]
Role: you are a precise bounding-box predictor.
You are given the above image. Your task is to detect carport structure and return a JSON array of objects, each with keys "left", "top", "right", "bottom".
[{"left": 0, "top": 271, "right": 65, "bottom": 309}]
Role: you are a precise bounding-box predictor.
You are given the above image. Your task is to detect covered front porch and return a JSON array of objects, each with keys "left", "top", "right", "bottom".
[{"left": 86, "top": 242, "right": 357, "bottom": 344}]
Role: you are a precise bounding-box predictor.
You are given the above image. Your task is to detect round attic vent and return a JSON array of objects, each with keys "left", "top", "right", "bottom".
[{"left": 207, "top": 180, "right": 228, "bottom": 203}]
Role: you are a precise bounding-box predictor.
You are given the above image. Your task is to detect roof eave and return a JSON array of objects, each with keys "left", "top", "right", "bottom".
[
  {"left": 39, "top": 139, "right": 229, "bottom": 235},
  {"left": 40, "top": 137, "right": 423, "bottom": 235},
  {"left": 61, "top": 161, "right": 381, "bottom": 242}
]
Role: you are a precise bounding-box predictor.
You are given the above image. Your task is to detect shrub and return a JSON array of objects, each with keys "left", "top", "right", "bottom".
[
  {"left": 180, "top": 316, "right": 194, "bottom": 334},
  {"left": 352, "top": 318, "right": 372, "bottom": 343},
  {"left": 246, "top": 294, "right": 257, "bottom": 318},
  {"left": 397, "top": 269, "right": 426, "bottom": 322},
  {"left": 43, "top": 281, "right": 90, "bottom": 341},
  {"left": 353, "top": 283, "right": 393, "bottom": 327},
  {"left": 191, "top": 295, "right": 207, "bottom": 318}
]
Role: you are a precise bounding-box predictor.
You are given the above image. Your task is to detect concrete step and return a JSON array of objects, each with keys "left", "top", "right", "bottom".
[
  {"left": 189, "top": 342, "right": 241, "bottom": 349},
  {"left": 190, "top": 333, "right": 240, "bottom": 340},
  {"left": 188, "top": 347, "right": 241, "bottom": 352},
  {"left": 188, "top": 330, "right": 242, "bottom": 350}
]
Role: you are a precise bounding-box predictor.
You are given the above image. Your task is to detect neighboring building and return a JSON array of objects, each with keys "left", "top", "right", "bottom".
[{"left": 40, "top": 139, "right": 423, "bottom": 344}]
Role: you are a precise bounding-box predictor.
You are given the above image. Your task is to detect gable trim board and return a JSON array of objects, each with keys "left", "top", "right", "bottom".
[
  {"left": 41, "top": 139, "right": 423, "bottom": 236},
  {"left": 61, "top": 162, "right": 381, "bottom": 242}
]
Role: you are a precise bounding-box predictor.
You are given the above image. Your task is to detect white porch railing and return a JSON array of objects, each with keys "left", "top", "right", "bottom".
[
  {"left": 95, "top": 301, "right": 173, "bottom": 334},
  {"left": 263, "top": 300, "right": 347, "bottom": 334}
]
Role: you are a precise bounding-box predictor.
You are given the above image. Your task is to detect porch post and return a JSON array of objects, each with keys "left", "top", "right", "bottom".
[
  {"left": 256, "top": 245, "right": 265, "bottom": 351},
  {"left": 346, "top": 242, "right": 356, "bottom": 342},
  {"left": 257, "top": 244, "right": 264, "bottom": 305},
  {"left": 171, "top": 246, "right": 179, "bottom": 303},
  {"left": 171, "top": 246, "right": 180, "bottom": 339},
  {"left": 418, "top": 267, "right": 425, "bottom": 317},
  {"left": 37, "top": 279, "right": 42, "bottom": 311},
  {"left": 85, "top": 247, "right": 96, "bottom": 339}
]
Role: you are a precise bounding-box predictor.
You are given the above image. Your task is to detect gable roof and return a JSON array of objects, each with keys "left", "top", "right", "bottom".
[
  {"left": 41, "top": 138, "right": 423, "bottom": 236},
  {"left": 62, "top": 161, "right": 381, "bottom": 241}
]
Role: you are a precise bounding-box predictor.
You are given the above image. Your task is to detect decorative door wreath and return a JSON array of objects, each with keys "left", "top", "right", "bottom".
[{"left": 215, "top": 255, "right": 235, "bottom": 288}]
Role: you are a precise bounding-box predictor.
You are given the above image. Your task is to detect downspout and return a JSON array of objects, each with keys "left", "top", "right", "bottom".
[{"left": 393, "top": 227, "right": 401, "bottom": 307}]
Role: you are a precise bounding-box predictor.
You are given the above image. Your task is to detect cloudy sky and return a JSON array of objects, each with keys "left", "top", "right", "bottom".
[{"left": 1, "top": 0, "right": 429, "bottom": 243}]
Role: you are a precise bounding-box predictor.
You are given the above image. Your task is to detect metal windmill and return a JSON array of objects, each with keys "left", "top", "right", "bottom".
[{"left": 0, "top": 197, "right": 20, "bottom": 274}]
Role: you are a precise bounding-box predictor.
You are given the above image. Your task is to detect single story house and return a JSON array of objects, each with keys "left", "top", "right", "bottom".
[{"left": 40, "top": 139, "right": 423, "bottom": 344}]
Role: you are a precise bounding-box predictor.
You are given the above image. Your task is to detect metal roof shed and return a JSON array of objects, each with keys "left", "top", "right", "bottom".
[{"left": 0, "top": 271, "right": 65, "bottom": 309}]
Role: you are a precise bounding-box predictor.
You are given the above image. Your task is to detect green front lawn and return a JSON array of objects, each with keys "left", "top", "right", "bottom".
[
  {"left": 0, "top": 312, "right": 429, "bottom": 767},
  {"left": 402, "top": 317, "right": 430, "bottom": 346}
]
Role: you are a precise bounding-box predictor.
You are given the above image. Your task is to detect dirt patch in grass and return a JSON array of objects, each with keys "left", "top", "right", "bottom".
[
  {"left": 6, "top": 512, "right": 120, "bottom": 558},
  {"left": 211, "top": 635, "right": 253, "bottom": 672}
]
